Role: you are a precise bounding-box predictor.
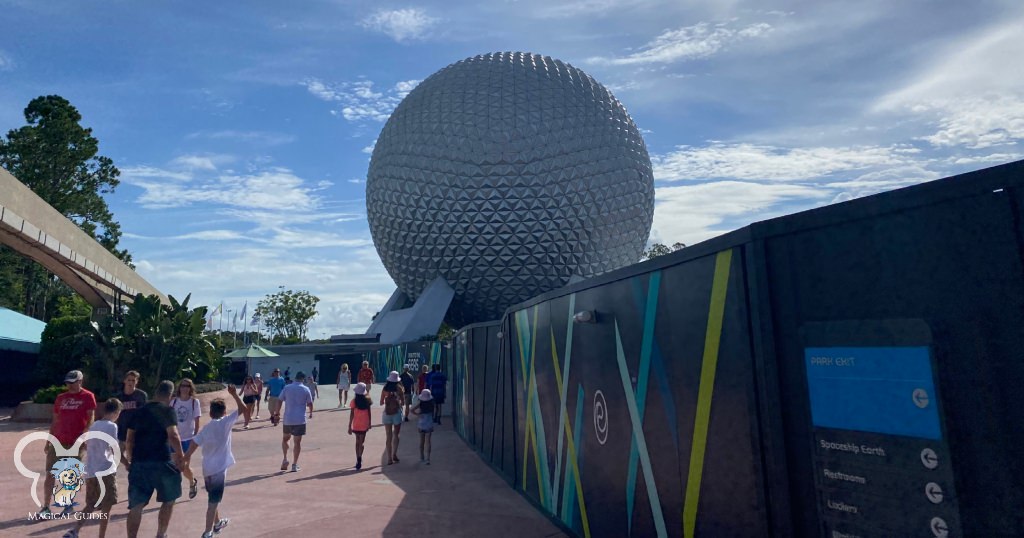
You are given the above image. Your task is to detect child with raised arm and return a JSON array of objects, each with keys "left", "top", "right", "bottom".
[{"left": 184, "top": 384, "right": 244, "bottom": 538}]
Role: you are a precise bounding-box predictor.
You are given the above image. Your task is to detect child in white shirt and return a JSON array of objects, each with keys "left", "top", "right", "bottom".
[
  {"left": 184, "top": 384, "right": 243, "bottom": 538},
  {"left": 65, "top": 398, "right": 122, "bottom": 538}
]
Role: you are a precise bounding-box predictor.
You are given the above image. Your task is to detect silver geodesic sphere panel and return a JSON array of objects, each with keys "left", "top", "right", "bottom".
[{"left": 367, "top": 52, "right": 654, "bottom": 326}]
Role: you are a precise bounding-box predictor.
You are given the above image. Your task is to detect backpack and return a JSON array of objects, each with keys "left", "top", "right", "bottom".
[{"left": 384, "top": 390, "right": 401, "bottom": 415}]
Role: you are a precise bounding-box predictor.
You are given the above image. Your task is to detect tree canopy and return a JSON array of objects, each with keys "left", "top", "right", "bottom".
[
  {"left": 252, "top": 289, "right": 320, "bottom": 342},
  {"left": 0, "top": 95, "right": 131, "bottom": 320},
  {"left": 640, "top": 242, "right": 686, "bottom": 261}
]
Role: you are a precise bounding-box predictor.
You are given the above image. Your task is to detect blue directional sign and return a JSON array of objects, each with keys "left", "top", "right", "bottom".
[{"left": 805, "top": 346, "right": 942, "bottom": 440}]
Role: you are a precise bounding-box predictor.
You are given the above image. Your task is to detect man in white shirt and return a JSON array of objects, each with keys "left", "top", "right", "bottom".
[
  {"left": 184, "top": 384, "right": 244, "bottom": 538},
  {"left": 278, "top": 372, "right": 313, "bottom": 472}
]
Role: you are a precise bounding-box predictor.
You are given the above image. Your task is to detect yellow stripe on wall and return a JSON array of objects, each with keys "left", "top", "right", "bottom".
[{"left": 683, "top": 249, "right": 733, "bottom": 538}]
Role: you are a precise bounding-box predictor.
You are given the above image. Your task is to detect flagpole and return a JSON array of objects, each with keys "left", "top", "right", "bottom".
[{"left": 219, "top": 301, "right": 224, "bottom": 333}]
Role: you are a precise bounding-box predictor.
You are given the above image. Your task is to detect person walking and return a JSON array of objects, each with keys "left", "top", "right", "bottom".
[
  {"left": 400, "top": 367, "right": 415, "bottom": 422},
  {"left": 357, "top": 361, "right": 375, "bottom": 400},
  {"left": 427, "top": 364, "right": 448, "bottom": 425},
  {"left": 336, "top": 364, "right": 351, "bottom": 408},
  {"left": 304, "top": 374, "right": 319, "bottom": 418},
  {"left": 115, "top": 371, "right": 147, "bottom": 462},
  {"left": 184, "top": 384, "right": 244, "bottom": 538},
  {"left": 417, "top": 364, "right": 429, "bottom": 394},
  {"left": 278, "top": 372, "right": 314, "bottom": 472},
  {"left": 40, "top": 370, "right": 96, "bottom": 516},
  {"left": 380, "top": 371, "right": 405, "bottom": 464},
  {"left": 171, "top": 378, "right": 201, "bottom": 499},
  {"left": 240, "top": 376, "right": 260, "bottom": 429},
  {"left": 64, "top": 398, "right": 122, "bottom": 538},
  {"left": 411, "top": 389, "right": 435, "bottom": 465},
  {"left": 253, "top": 373, "right": 264, "bottom": 419},
  {"left": 311, "top": 366, "right": 318, "bottom": 383},
  {"left": 347, "top": 383, "right": 372, "bottom": 470},
  {"left": 124, "top": 380, "right": 186, "bottom": 538},
  {"left": 264, "top": 369, "right": 286, "bottom": 426}
]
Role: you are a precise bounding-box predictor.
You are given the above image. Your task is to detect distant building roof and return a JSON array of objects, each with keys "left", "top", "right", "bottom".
[{"left": 0, "top": 308, "right": 47, "bottom": 353}]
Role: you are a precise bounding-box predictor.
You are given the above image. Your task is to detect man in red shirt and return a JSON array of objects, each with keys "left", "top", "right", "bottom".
[
  {"left": 40, "top": 369, "right": 97, "bottom": 516},
  {"left": 357, "top": 361, "right": 375, "bottom": 399}
]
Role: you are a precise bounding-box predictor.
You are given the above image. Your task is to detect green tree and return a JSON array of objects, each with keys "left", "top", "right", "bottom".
[
  {"left": 252, "top": 289, "right": 320, "bottom": 342},
  {"left": 640, "top": 242, "right": 686, "bottom": 261},
  {"left": 0, "top": 95, "right": 131, "bottom": 320}
]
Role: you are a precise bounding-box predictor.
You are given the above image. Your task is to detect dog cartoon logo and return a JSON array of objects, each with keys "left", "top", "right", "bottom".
[
  {"left": 14, "top": 431, "right": 120, "bottom": 511},
  {"left": 51, "top": 457, "right": 84, "bottom": 508}
]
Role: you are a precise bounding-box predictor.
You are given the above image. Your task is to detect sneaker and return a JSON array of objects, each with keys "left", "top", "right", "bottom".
[
  {"left": 189, "top": 477, "right": 199, "bottom": 499},
  {"left": 291, "top": 463, "right": 300, "bottom": 472},
  {"left": 355, "top": 457, "right": 362, "bottom": 470},
  {"left": 254, "top": 414, "right": 260, "bottom": 419},
  {"left": 426, "top": 459, "right": 431, "bottom": 465},
  {"left": 281, "top": 459, "right": 289, "bottom": 471},
  {"left": 61, "top": 529, "right": 78, "bottom": 538},
  {"left": 213, "top": 518, "right": 230, "bottom": 533},
  {"left": 203, "top": 532, "right": 214, "bottom": 538},
  {"left": 243, "top": 424, "right": 249, "bottom": 430},
  {"left": 392, "top": 455, "right": 400, "bottom": 463}
]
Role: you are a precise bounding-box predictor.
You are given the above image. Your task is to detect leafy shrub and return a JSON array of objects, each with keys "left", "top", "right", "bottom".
[
  {"left": 31, "top": 385, "right": 66, "bottom": 404},
  {"left": 195, "top": 382, "right": 226, "bottom": 394}
]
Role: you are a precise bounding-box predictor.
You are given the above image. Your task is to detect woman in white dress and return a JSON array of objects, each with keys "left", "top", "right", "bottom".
[{"left": 337, "top": 364, "right": 351, "bottom": 407}]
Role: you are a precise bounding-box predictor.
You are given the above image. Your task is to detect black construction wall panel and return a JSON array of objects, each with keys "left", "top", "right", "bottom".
[
  {"left": 449, "top": 161, "right": 1024, "bottom": 537},
  {"left": 763, "top": 188, "right": 1024, "bottom": 536}
]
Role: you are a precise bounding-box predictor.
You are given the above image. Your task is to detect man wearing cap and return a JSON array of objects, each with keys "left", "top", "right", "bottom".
[
  {"left": 263, "top": 369, "right": 286, "bottom": 426},
  {"left": 39, "top": 370, "right": 97, "bottom": 516},
  {"left": 277, "top": 371, "right": 313, "bottom": 472}
]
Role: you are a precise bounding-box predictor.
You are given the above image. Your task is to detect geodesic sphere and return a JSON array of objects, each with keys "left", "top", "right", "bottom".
[{"left": 366, "top": 52, "right": 654, "bottom": 326}]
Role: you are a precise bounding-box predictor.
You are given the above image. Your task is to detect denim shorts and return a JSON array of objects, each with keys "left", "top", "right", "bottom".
[
  {"left": 204, "top": 470, "right": 227, "bottom": 504},
  {"left": 381, "top": 411, "right": 403, "bottom": 425}
]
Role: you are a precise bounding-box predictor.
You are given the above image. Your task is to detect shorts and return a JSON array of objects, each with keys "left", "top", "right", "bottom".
[
  {"left": 84, "top": 474, "right": 117, "bottom": 511},
  {"left": 418, "top": 416, "right": 434, "bottom": 433},
  {"left": 243, "top": 394, "right": 258, "bottom": 405},
  {"left": 45, "top": 442, "right": 85, "bottom": 470},
  {"left": 180, "top": 439, "right": 193, "bottom": 452},
  {"left": 204, "top": 470, "right": 227, "bottom": 504},
  {"left": 268, "top": 396, "right": 282, "bottom": 413},
  {"left": 403, "top": 392, "right": 413, "bottom": 405},
  {"left": 282, "top": 424, "right": 307, "bottom": 436},
  {"left": 381, "top": 412, "right": 403, "bottom": 425},
  {"left": 128, "top": 461, "right": 182, "bottom": 508}
]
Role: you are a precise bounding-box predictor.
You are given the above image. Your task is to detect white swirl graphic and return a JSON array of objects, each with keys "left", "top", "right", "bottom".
[{"left": 593, "top": 390, "right": 608, "bottom": 445}]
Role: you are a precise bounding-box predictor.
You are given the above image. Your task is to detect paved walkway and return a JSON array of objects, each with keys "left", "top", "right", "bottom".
[{"left": 0, "top": 385, "right": 566, "bottom": 538}]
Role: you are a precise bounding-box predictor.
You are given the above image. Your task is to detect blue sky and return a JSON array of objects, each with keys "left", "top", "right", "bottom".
[{"left": 2, "top": 0, "right": 1022, "bottom": 337}]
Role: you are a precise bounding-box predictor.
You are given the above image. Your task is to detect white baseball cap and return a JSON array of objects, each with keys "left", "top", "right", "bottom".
[{"left": 353, "top": 382, "right": 367, "bottom": 395}]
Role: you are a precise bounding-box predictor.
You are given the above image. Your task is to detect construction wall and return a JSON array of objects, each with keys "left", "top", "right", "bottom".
[{"left": 450, "top": 160, "right": 1024, "bottom": 537}]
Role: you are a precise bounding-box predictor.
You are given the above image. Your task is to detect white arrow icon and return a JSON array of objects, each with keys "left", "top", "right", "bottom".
[
  {"left": 925, "top": 482, "right": 944, "bottom": 504},
  {"left": 913, "top": 388, "right": 930, "bottom": 408},
  {"left": 930, "top": 516, "right": 949, "bottom": 537},
  {"left": 921, "top": 448, "right": 939, "bottom": 469}
]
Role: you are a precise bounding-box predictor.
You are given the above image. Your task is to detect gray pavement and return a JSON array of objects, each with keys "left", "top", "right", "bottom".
[{"left": 0, "top": 385, "right": 566, "bottom": 538}]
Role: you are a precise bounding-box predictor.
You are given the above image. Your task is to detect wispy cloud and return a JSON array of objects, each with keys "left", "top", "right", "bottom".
[
  {"left": 653, "top": 142, "right": 924, "bottom": 182},
  {"left": 301, "top": 78, "right": 420, "bottom": 121},
  {"left": 0, "top": 50, "right": 13, "bottom": 71},
  {"left": 124, "top": 166, "right": 321, "bottom": 211},
  {"left": 361, "top": 8, "right": 438, "bottom": 43},
  {"left": 587, "top": 21, "right": 772, "bottom": 66},
  {"left": 874, "top": 14, "right": 1024, "bottom": 149},
  {"left": 187, "top": 130, "right": 296, "bottom": 146},
  {"left": 171, "top": 154, "right": 234, "bottom": 171},
  {"left": 536, "top": 0, "right": 646, "bottom": 19}
]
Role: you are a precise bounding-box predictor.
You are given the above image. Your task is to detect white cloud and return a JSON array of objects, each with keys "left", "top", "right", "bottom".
[
  {"left": 587, "top": 21, "right": 773, "bottom": 66},
  {"left": 0, "top": 50, "right": 13, "bottom": 71},
  {"left": 171, "top": 154, "right": 230, "bottom": 171},
  {"left": 187, "top": 130, "right": 295, "bottom": 146},
  {"left": 121, "top": 166, "right": 193, "bottom": 182},
  {"left": 653, "top": 142, "right": 921, "bottom": 182},
  {"left": 301, "top": 78, "right": 420, "bottom": 122},
  {"left": 126, "top": 166, "right": 320, "bottom": 211},
  {"left": 361, "top": 140, "right": 377, "bottom": 154},
  {"left": 874, "top": 14, "right": 1024, "bottom": 149},
  {"left": 361, "top": 8, "right": 438, "bottom": 43},
  {"left": 653, "top": 181, "right": 828, "bottom": 245},
  {"left": 174, "top": 230, "right": 247, "bottom": 241},
  {"left": 536, "top": 0, "right": 646, "bottom": 19},
  {"left": 348, "top": 178, "right": 366, "bottom": 184}
]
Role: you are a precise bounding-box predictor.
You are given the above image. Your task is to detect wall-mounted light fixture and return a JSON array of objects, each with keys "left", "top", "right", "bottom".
[{"left": 573, "top": 310, "right": 597, "bottom": 324}]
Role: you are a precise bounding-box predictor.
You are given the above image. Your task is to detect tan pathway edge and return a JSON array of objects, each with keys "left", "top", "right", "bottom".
[{"left": 0, "top": 385, "right": 567, "bottom": 538}]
